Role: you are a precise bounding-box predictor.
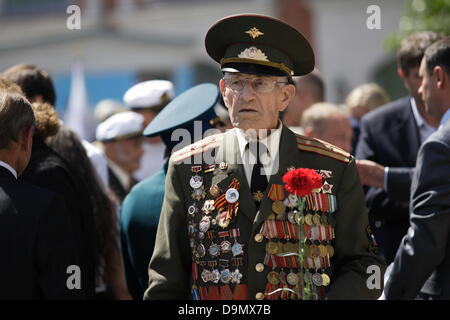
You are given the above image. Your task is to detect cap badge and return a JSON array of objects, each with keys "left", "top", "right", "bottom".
[
  {"left": 245, "top": 27, "right": 264, "bottom": 39},
  {"left": 238, "top": 46, "right": 268, "bottom": 61}
]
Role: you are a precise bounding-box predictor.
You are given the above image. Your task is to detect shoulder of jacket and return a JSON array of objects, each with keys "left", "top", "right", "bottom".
[
  {"left": 171, "top": 132, "right": 225, "bottom": 163},
  {"left": 295, "top": 134, "right": 351, "bottom": 163}
]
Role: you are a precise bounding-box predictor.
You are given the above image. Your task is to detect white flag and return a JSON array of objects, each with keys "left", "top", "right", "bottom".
[{"left": 64, "top": 61, "right": 94, "bottom": 141}]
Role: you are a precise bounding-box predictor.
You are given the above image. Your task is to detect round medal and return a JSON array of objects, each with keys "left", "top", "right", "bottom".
[
  {"left": 304, "top": 214, "right": 313, "bottom": 226},
  {"left": 201, "top": 269, "right": 211, "bottom": 283},
  {"left": 255, "top": 263, "right": 264, "bottom": 272},
  {"left": 319, "top": 244, "right": 327, "bottom": 257},
  {"left": 287, "top": 272, "right": 299, "bottom": 286},
  {"left": 320, "top": 215, "right": 329, "bottom": 226},
  {"left": 254, "top": 233, "right": 264, "bottom": 243},
  {"left": 321, "top": 273, "right": 331, "bottom": 286},
  {"left": 310, "top": 245, "right": 321, "bottom": 258},
  {"left": 190, "top": 175, "right": 203, "bottom": 189},
  {"left": 312, "top": 214, "right": 321, "bottom": 226},
  {"left": 267, "top": 271, "right": 280, "bottom": 285},
  {"left": 220, "top": 269, "right": 232, "bottom": 284},
  {"left": 199, "top": 216, "right": 211, "bottom": 232},
  {"left": 312, "top": 272, "right": 323, "bottom": 286},
  {"left": 197, "top": 243, "right": 206, "bottom": 258},
  {"left": 326, "top": 244, "right": 334, "bottom": 257},
  {"left": 272, "top": 200, "right": 286, "bottom": 215},
  {"left": 209, "top": 184, "right": 220, "bottom": 198},
  {"left": 208, "top": 243, "right": 220, "bottom": 257},
  {"left": 265, "top": 241, "right": 278, "bottom": 254},
  {"left": 225, "top": 188, "right": 239, "bottom": 203},
  {"left": 276, "top": 242, "right": 284, "bottom": 254},
  {"left": 267, "top": 213, "right": 276, "bottom": 220}
]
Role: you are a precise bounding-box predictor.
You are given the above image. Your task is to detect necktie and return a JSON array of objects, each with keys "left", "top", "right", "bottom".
[{"left": 249, "top": 141, "right": 268, "bottom": 207}]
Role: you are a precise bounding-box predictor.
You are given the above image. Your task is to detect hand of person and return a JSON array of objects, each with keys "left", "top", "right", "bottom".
[{"left": 356, "top": 159, "right": 385, "bottom": 189}]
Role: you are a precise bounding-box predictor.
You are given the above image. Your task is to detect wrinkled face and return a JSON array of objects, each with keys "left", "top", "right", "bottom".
[
  {"left": 108, "top": 137, "right": 143, "bottom": 173},
  {"left": 219, "top": 72, "right": 295, "bottom": 131},
  {"left": 418, "top": 58, "right": 439, "bottom": 118},
  {"left": 316, "top": 115, "right": 353, "bottom": 153}
]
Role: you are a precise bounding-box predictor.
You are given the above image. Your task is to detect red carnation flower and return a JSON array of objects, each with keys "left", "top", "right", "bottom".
[{"left": 282, "top": 168, "right": 323, "bottom": 197}]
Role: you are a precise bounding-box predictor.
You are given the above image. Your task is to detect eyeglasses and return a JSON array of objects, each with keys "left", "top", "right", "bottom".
[{"left": 223, "top": 77, "right": 288, "bottom": 93}]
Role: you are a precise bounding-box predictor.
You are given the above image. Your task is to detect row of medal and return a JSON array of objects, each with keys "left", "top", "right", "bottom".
[
  {"left": 187, "top": 164, "right": 248, "bottom": 300},
  {"left": 259, "top": 174, "right": 336, "bottom": 300}
]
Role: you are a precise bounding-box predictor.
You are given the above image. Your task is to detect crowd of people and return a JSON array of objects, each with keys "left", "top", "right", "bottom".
[{"left": 0, "top": 12, "right": 449, "bottom": 301}]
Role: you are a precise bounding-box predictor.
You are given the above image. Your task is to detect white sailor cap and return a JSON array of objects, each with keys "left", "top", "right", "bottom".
[
  {"left": 123, "top": 80, "right": 174, "bottom": 111},
  {"left": 95, "top": 111, "right": 144, "bottom": 142}
]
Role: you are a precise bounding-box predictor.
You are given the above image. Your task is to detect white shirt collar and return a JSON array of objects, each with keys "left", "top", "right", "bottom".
[
  {"left": 411, "top": 97, "right": 428, "bottom": 128},
  {"left": 0, "top": 160, "right": 18, "bottom": 179},
  {"left": 439, "top": 108, "right": 450, "bottom": 129}
]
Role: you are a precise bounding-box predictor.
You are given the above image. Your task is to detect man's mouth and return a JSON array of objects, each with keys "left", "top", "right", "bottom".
[{"left": 238, "top": 108, "right": 257, "bottom": 113}]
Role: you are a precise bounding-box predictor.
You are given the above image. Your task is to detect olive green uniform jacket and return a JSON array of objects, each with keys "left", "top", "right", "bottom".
[{"left": 144, "top": 126, "right": 386, "bottom": 300}]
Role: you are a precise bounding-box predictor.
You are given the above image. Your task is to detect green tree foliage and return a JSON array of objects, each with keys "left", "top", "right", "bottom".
[{"left": 386, "top": 0, "right": 450, "bottom": 50}]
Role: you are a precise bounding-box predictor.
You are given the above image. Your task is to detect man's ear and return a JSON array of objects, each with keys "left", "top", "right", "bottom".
[
  {"left": 219, "top": 79, "right": 229, "bottom": 109},
  {"left": 397, "top": 68, "right": 405, "bottom": 79},
  {"left": 435, "top": 66, "right": 446, "bottom": 90},
  {"left": 279, "top": 84, "right": 296, "bottom": 112},
  {"left": 18, "top": 126, "right": 33, "bottom": 154}
]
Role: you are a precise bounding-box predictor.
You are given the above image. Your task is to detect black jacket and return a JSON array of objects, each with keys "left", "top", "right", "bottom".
[
  {"left": 0, "top": 166, "right": 82, "bottom": 299},
  {"left": 385, "top": 120, "right": 450, "bottom": 299},
  {"left": 20, "top": 138, "right": 96, "bottom": 299},
  {"left": 356, "top": 97, "right": 421, "bottom": 264}
]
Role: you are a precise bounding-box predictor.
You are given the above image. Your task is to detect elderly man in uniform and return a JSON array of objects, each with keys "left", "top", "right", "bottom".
[
  {"left": 123, "top": 80, "right": 174, "bottom": 182},
  {"left": 145, "top": 14, "right": 385, "bottom": 300},
  {"left": 121, "top": 83, "right": 221, "bottom": 300},
  {"left": 96, "top": 111, "right": 144, "bottom": 203}
]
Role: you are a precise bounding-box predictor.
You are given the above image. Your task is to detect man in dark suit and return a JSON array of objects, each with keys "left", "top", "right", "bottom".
[
  {"left": 1, "top": 65, "right": 97, "bottom": 298},
  {"left": 384, "top": 37, "right": 450, "bottom": 299},
  {"left": 355, "top": 32, "right": 442, "bottom": 264},
  {"left": 0, "top": 89, "right": 81, "bottom": 299},
  {"left": 145, "top": 14, "right": 385, "bottom": 301}
]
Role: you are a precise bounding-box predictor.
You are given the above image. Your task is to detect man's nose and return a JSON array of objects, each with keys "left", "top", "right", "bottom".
[{"left": 240, "top": 80, "right": 256, "bottom": 100}]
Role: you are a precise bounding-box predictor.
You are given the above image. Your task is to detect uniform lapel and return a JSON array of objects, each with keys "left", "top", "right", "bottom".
[
  {"left": 252, "top": 126, "right": 306, "bottom": 232},
  {"left": 211, "top": 129, "right": 257, "bottom": 223}
]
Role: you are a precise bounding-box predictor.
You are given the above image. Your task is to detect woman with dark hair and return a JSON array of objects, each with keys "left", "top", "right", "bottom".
[{"left": 47, "top": 126, "right": 131, "bottom": 299}]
